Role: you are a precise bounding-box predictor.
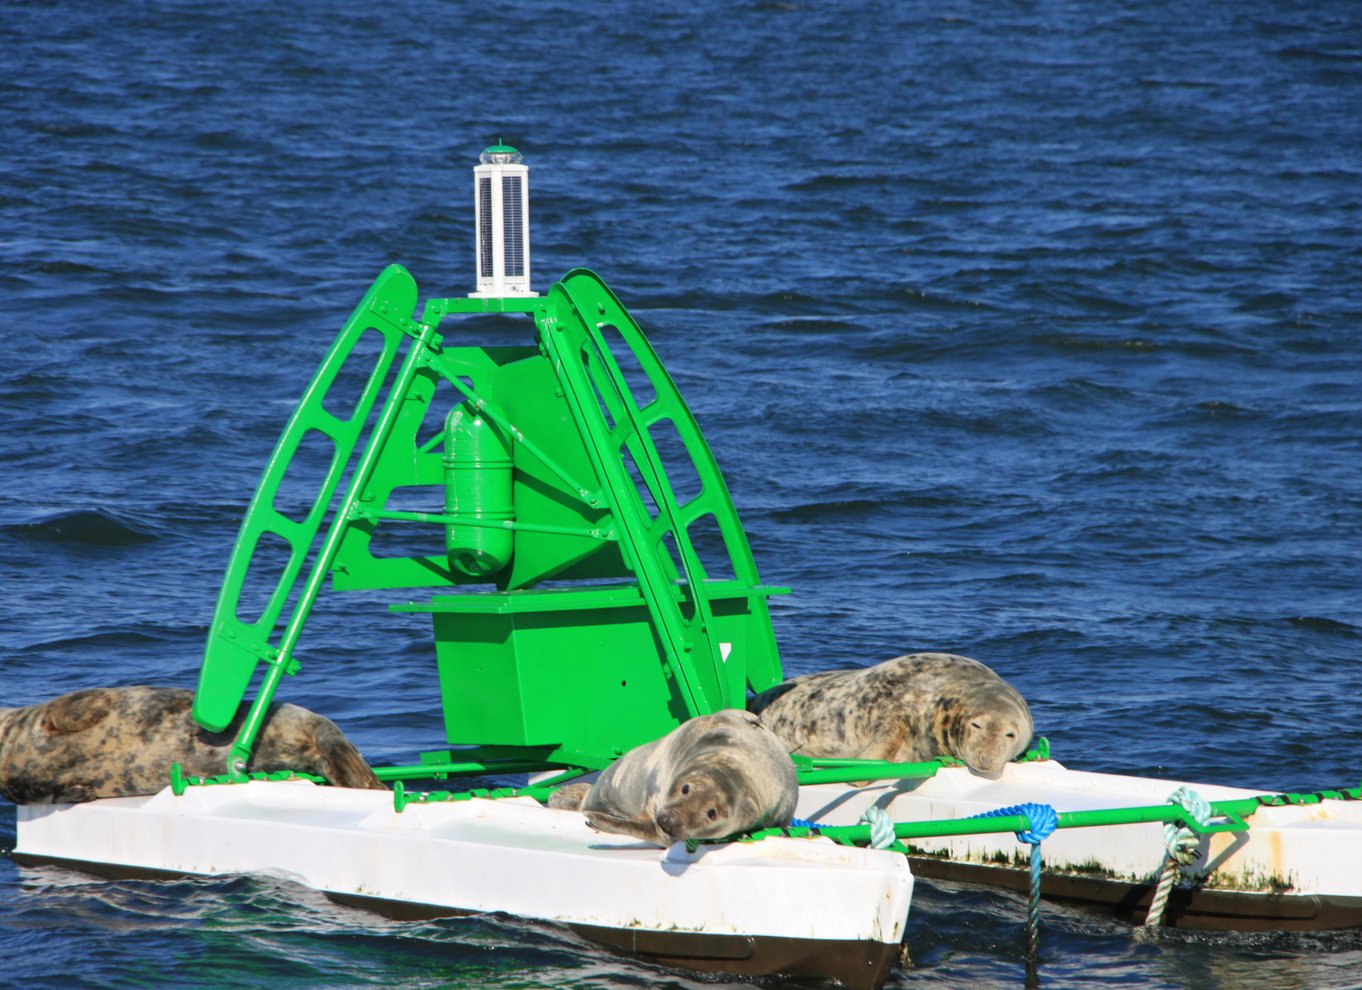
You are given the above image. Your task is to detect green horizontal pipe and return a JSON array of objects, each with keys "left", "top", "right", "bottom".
[
  {"left": 748, "top": 789, "right": 1362, "bottom": 847},
  {"left": 369, "top": 508, "right": 613, "bottom": 540},
  {"left": 390, "top": 775, "right": 593, "bottom": 813},
  {"left": 374, "top": 760, "right": 563, "bottom": 782},
  {"left": 421, "top": 296, "right": 540, "bottom": 320},
  {"left": 795, "top": 759, "right": 954, "bottom": 786},
  {"left": 819, "top": 804, "right": 1232, "bottom": 846},
  {"left": 789, "top": 740, "right": 1047, "bottom": 785},
  {"left": 396, "top": 783, "right": 529, "bottom": 810}
]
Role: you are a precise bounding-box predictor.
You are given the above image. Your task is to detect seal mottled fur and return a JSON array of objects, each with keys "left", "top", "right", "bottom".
[
  {"left": 748, "top": 653, "right": 1033, "bottom": 774},
  {"left": 0, "top": 686, "right": 385, "bottom": 804},
  {"left": 549, "top": 709, "right": 797, "bottom": 846}
]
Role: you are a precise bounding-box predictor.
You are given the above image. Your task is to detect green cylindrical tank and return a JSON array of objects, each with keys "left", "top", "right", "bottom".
[{"left": 444, "top": 405, "right": 514, "bottom": 577}]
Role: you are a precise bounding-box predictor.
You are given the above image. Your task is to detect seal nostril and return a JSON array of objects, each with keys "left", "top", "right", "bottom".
[{"left": 707, "top": 808, "right": 717, "bottom": 820}]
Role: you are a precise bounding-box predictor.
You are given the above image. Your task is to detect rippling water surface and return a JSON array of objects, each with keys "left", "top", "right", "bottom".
[{"left": 3, "top": 2, "right": 1360, "bottom": 988}]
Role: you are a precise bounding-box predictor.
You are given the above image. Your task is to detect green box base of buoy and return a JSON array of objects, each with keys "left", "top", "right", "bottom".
[{"left": 393, "top": 581, "right": 783, "bottom": 763}]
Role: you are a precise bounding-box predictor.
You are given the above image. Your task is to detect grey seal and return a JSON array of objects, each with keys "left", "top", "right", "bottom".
[
  {"left": 748, "top": 652, "right": 1033, "bottom": 774},
  {"left": 549, "top": 709, "right": 797, "bottom": 846},
  {"left": 0, "top": 686, "right": 385, "bottom": 804}
]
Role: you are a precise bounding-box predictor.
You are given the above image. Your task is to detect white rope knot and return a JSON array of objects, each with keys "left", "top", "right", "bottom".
[
  {"left": 1162, "top": 785, "right": 1212, "bottom": 865},
  {"left": 859, "top": 806, "right": 897, "bottom": 849},
  {"left": 1142, "top": 785, "right": 1213, "bottom": 930}
]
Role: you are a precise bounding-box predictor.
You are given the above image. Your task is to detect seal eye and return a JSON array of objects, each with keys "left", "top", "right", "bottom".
[
  {"left": 1006, "top": 731, "right": 1016, "bottom": 738},
  {"left": 707, "top": 808, "right": 717, "bottom": 820},
  {"left": 681, "top": 784, "right": 690, "bottom": 795}
]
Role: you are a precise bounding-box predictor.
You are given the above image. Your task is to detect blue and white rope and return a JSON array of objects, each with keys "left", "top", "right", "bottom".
[{"left": 971, "top": 802, "right": 1058, "bottom": 962}]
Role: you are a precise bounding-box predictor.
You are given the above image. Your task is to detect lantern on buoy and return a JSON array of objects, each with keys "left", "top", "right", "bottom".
[{"left": 472, "top": 143, "right": 535, "bottom": 297}]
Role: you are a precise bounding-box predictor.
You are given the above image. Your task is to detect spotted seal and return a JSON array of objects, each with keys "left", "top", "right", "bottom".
[
  {"left": 0, "top": 686, "right": 385, "bottom": 804},
  {"left": 548, "top": 709, "right": 797, "bottom": 846},
  {"left": 748, "top": 653, "right": 1033, "bottom": 774}
]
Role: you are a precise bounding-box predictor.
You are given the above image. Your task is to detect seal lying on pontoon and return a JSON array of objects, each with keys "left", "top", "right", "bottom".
[
  {"left": 0, "top": 686, "right": 385, "bottom": 804},
  {"left": 549, "top": 709, "right": 797, "bottom": 846},
  {"left": 749, "top": 652, "right": 1033, "bottom": 775}
]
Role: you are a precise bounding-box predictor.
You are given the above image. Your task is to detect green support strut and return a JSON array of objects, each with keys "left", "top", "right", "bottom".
[{"left": 196, "top": 265, "right": 432, "bottom": 773}]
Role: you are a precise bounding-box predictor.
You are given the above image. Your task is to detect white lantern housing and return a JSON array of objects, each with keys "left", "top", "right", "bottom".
[{"left": 471, "top": 143, "right": 536, "bottom": 298}]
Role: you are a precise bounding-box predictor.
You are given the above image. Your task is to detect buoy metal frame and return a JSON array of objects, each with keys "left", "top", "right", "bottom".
[{"left": 192, "top": 264, "right": 785, "bottom": 780}]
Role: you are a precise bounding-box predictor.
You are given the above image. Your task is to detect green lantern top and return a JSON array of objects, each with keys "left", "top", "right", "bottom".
[{"left": 480, "top": 143, "right": 523, "bottom": 165}]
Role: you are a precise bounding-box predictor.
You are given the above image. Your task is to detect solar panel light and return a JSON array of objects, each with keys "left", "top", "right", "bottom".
[{"left": 471, "top": 142, "right": 536, "bottom": 298}]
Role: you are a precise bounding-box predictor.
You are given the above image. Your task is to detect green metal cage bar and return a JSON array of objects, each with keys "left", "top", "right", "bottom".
[
  {"left": 538, "top": 269, "right": 782, "bottom": 714},
  {"left": 194, "top": 265, "right": 424, "bottom": 748}
]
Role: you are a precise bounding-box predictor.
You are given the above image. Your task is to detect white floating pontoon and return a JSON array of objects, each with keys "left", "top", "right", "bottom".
[{"left": 14, "top": 780, "right": 913, "bottom": 988}]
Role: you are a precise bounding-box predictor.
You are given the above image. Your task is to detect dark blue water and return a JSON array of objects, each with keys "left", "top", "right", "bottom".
[{"left": 3, "top": 2, "right": 1360, "bottom": 987}]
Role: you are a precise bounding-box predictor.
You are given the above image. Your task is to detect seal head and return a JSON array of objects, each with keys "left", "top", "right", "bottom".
[{"left": 943, "top": 683, "right": 1032, "bottom": 774}]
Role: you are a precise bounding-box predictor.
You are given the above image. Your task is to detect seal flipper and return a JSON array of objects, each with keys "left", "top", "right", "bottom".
[
  {"left": 311, "top": 738, "right": 385, "bottom": 790},
  {"left": 547, "top": 782, "right": 591, "bottom": 810},
  {"left": 305, "top": 716, "right": 384, "bottom": 790},
  {"left": 747, "top": 679, "right": 801, "bottom": 716},
  {"left": 246, "top": 703, "right": 385, "bottom": 790},
  {"left": 39, "top": 689, "right": 113, "bottom": 735},
  {"left": 584, "top": 810, "right": 670, "bottom": 845}
]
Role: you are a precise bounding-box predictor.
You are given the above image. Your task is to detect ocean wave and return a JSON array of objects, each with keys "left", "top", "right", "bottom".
[
  {"left": 1287, "top": 615, "right": 1359, "bottom": 637},
  {"left": 14, "top": 625, "right": 201, "bottom": 655},
  {"left": 1, "top": 509, "right": 162, "bottom": 547}
]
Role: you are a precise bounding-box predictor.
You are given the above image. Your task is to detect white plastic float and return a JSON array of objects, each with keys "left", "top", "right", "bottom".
[
  {"left": 15, "top": 754, "right": 1362, "bottom": 989},
  {"left": 12, "top": 779, "right": 914, "bottom": 988},
  {"left": 796, "top": 758, "right": 1362, "bottom": 931}
]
